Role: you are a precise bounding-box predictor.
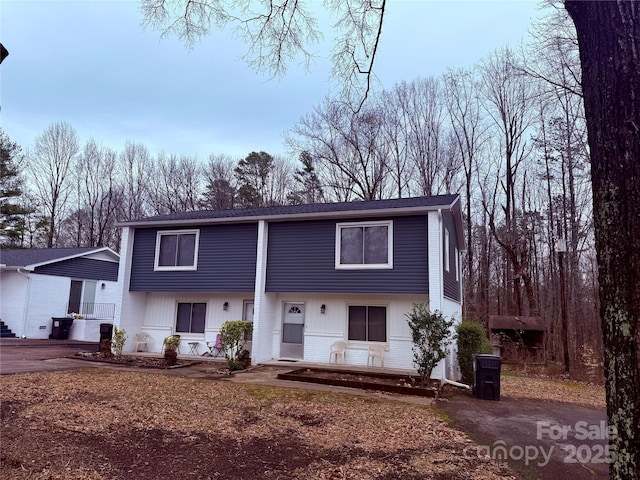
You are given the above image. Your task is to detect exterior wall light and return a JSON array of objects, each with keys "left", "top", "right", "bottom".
[{"left": 321, "top": 304, "right": 326, "bottom": 314}]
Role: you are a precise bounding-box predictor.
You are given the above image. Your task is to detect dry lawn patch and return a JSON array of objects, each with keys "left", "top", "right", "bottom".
[
  {"left": 500, "top": 373, "right": 605, "bottom": 408},
  {"left": 1, "top": 369, "right": 517, "bottom": 480}
]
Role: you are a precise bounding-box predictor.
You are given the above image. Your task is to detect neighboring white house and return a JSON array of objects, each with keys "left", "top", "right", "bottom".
[
  {"left": 115, "top": 195, "right": 464, "bottom": 379},
  {"left": 0, "top": 248, "right": 120, "bottom": 341}
]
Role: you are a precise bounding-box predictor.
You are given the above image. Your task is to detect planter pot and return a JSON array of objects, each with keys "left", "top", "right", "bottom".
[{"left": 164, "top": 348, "right": 178, "bottom": 366}]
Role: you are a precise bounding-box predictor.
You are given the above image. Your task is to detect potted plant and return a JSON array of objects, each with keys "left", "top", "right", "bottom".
[
  {"left": 219, "top": 320, "right": 253, "bottom": 371},
  {"left": 163, "top": 335, "right": 181, "bottom": 366},
  {"left": 237, "top": 348, "right": 251, "bottom": 369}
]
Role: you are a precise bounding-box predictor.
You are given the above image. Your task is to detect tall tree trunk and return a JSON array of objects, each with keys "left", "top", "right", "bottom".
[{"left": 565, "top": 2, "right": 640, "bottom": 478}]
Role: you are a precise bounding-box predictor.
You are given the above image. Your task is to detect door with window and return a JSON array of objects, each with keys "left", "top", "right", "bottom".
[
  {"left": 243, "top": 300, "right": 254, "bottom": 354},
  {"left": 68, "top": 280, "right": 97, "bottom": 316},
  {"left": 280, "top": 303, "right": 305, "bottom": 359}
]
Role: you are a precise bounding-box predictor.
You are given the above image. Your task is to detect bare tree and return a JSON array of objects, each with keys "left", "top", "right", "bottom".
[
  {"left": 27, "top": 122, "right": 79, "bottom": 247},
  {"left": 200, "top": 154, "right": 237, "bottom": 210},
  {"left": 288, "top": 99, "right": 389, "bottom": 201},
  {"left": 264, "top": 156, "right": 294, "bottom": 206},
  {"left": 149, "top": 153, "right": 202, "bottom": 214},
  {"left": 444, "top": 67, "right": 488, "bottom": 307},
  {"left": 119, "top": 141, "right": 154, "bottom": 221},
  {"left": 75, "top": 140, "right": 120, "bottom": 247},
  {"left": 141, "top": 0, "right": 385, "bottom": 109},
  {"left": 480, "top": 48, "right": 537, "bottom": 315}
]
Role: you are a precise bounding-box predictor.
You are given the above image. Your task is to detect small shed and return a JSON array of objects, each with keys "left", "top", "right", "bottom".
[{"left": 489, "top": 315, "right": 546, "bottom": 364}]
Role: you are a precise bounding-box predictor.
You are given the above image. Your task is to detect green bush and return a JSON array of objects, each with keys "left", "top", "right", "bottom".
[
  {"left": 111, "top": 326, "right": 127, "bottom": 356},
  {"left": 456, "top": 319, "right": 493, "bottom": 384},
  {"left": 220, "top": 320, "right": 253, "bottom": 370},
  {"left": 406, "top": 303, "right": 454, "bottom": 385}
]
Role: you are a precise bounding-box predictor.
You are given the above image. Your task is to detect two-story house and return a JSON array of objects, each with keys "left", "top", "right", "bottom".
[{"left": 115, "top": 195, "right": 464, "bottom": 379}]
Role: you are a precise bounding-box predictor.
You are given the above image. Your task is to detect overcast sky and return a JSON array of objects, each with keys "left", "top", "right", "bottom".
[{"left": 1, "top": 0, "right": 543, "bottom": 161}]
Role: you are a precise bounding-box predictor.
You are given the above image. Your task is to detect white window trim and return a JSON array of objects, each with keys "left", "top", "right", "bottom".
[
  {"left": 444, "top": 228, "right": 450, "bottom": 272},
  {"left": 335, "top": 220, "right": 393, "bottom": 270},
  {"left": 455, "top": 247, "right": 459, "bottom": 281},
  {"left": 154, "top": 229, "right": 200, "bottom": 271},
  {"left": 346, "top": 304, "right": 389, "bottom": 344},
  {"left": 174, "top": 300, "right": 208, "bottom": 337}
]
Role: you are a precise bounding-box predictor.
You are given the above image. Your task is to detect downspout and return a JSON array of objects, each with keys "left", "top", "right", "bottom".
[
  {"left": 17, "top": 267, "right": 31, "bottom": 338},
  {"left": 441, "top": 378, "right": 471, "bottom": 390},
  {"left": 437, "top": 209, "right": 447, "bottom": 382}
]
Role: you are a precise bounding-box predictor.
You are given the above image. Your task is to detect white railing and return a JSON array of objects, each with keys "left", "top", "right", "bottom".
[{"left": 66, "top": 303, "right": 116, "bottom": 320}]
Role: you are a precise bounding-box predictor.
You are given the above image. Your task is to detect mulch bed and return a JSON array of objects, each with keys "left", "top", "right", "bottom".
[
  {"left": 278, "top": 368, "right": 441, "bottom": 397},
  {"left": 72, "top": 352, "right": 201, "bottom": 369}
]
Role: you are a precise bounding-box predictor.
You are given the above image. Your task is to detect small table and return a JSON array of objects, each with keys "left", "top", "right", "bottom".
[{"left": 188, "top": 342, "right": 200, "bottom": 355}]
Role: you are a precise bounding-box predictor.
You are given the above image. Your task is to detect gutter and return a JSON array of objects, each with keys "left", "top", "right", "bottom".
[
  {"left": 116, "top": 201, "right": 460, "bottom": 229},
  {"left": 16, "top": 267, "right": 32, "bottom": 338}
]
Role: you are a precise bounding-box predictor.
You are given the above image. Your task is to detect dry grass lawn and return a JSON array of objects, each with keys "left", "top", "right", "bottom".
[
  {"left": 1, "top": 369, "right": 518, "bottom": 480},
  {"left": 500, "top": 372, "right": 606, "bottom": 408}
]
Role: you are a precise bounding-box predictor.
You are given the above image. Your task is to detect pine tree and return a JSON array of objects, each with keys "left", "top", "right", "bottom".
[{"left": 0, "top": 129, "right": 32, "bottom": 247}]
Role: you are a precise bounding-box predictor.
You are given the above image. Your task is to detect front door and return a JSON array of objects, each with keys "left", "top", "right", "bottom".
[
  {"left": 280, "top": 303, "right": 305, "bottom": 359},
  {"left": 68, "top": 280, "right": 83, "bottom": 314},
  {"left": 243, "top": 301, "right": 254, "bottom": 354}
]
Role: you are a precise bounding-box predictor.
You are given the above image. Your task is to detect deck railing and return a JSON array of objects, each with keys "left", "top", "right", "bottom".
[{"left": 66, "top": 303, "right": 116, "bottom": 320}]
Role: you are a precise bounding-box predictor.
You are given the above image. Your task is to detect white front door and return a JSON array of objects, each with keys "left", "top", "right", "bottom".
[
  {"left": 280, "top": 303, "right": 305, "bottom": 359},
  {"left": 243, "top": 300, "right": 254, "bottom": 354}
]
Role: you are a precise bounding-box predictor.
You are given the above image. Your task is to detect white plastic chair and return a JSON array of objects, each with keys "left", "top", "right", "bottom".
[
  {"left": 329, "top": 341, "right": 348, "bottom": 363},
  {"left": 367, "top": 344, "right": 385, "bottom": 367},
  {"left": 134, "top": 332, "right": 151, "bottom": 352}
]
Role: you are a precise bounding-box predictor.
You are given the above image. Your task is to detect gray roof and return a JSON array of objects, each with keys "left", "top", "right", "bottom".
[
  {"left": 120, "top": 194, "right": 460, "bottom": 227},
  {"left": 0, "top": 248, "right": 105, "bottom": 268}
]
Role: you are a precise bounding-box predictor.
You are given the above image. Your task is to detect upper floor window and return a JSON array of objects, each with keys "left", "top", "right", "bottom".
[
  {"left": 336, "top": 221, "right": 393, "bottom": 269},
  {"left": 455, "top": 247, "right": 459, "bottom": 281},
  {"left": 154, "top": 230, "right": 199, "bottom": 271},
  {"left": 444, "top": 228, "right": 450, "bottom": 272}
]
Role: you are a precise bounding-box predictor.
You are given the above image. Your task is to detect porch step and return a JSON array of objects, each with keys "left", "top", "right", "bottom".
[{"left": 0, "top": 320, "right": 17, "bottom": 338}]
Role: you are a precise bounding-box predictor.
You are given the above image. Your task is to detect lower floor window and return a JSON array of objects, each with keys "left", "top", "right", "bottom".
[
  {"left": 348, "top": 306, "right": 387, "bottom": 342},
  {"left": 176, "top": 302, "right": 206, "bottom": 334}
]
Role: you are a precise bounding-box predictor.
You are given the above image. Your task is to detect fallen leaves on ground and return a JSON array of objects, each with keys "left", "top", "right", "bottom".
[
  {"left": 1, "top": 369, "right": 517, "bottom": 480},
  {"left": 500, "top": 373, "right": 605, "bottom": 408}
]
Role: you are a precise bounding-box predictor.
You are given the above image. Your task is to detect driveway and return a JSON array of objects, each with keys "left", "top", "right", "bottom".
[
  {"left": 0, "top": 339, "right": 101, "bottom": 375},
  {"left": 436, "top": 390, "right": 610, "bottom": 480}
]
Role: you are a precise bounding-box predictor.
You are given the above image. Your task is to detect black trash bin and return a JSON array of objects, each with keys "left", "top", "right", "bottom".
[
  {"left": 473, "top": 354, "right": 501, "bottom": 400},
  {"left": 50, "top": 317, "right": 74, "bottom": 340},
  {"left": 99, "top": 323, "right": 113, "bottom": 343}
]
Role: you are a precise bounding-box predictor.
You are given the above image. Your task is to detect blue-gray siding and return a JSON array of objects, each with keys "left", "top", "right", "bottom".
[
  {"left": 34, "top": 257, "right": 119, "bottom": 282},
  {"left": 443, "top": 211, "right": 461, "bottom": 301},
  {"left": 129, "top": 224, "right": 258, "bottom": 292},
  {"left": 266, "top": 216, "right": 428, "bottom": 294}
]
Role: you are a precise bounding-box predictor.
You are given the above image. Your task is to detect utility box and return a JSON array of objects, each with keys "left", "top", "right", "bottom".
[
  {"left": 473, "top": 354, "right": 501, "bottom": 401},
  {"left": 50, "top": 317, "right": 74, "bottom": 340}
]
